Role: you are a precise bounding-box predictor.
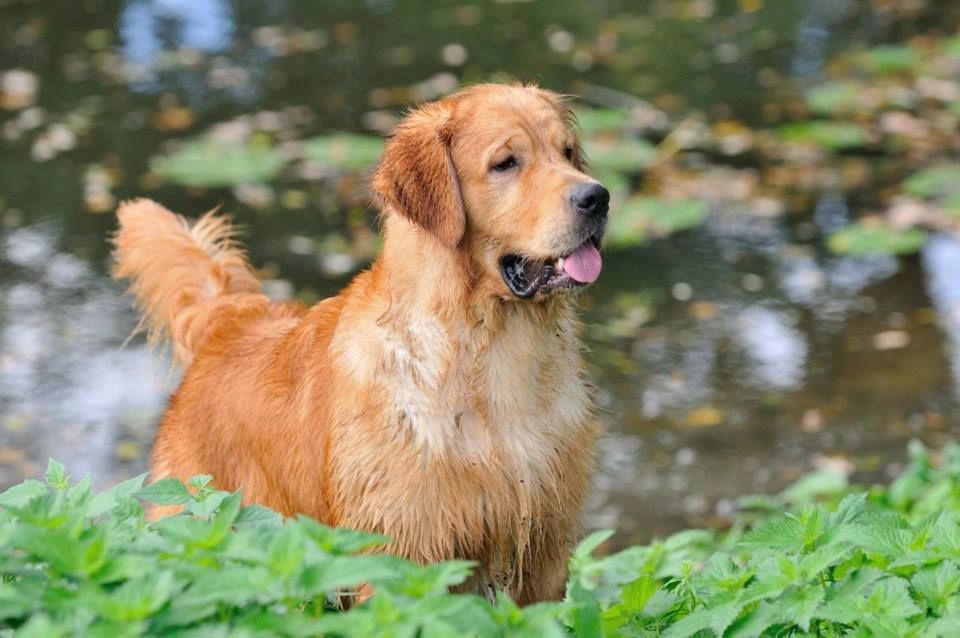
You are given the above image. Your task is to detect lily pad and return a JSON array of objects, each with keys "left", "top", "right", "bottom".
[
  {"left": 152, "top": 137, "right": 285, "bottom": 187},
  {"left": 583, "top": 136, "right": 656, "bottom": 174},
  {"left": 778, "top": 121, "right": 869, "bottom": 150},
  {"left": 806, "top": 81, "right": 866, "bottom": 115},
  {"left": 606, "top": 196, "right": 708, "bottom": 247},
  {"left": 301, "top": 133, "right": 383, "bottom": 172},
  {"left": 904, "top": 165, "right": 960, "bottom": 201},
  {"left": 575, "top": 108, "right": 630, "bottom": 134},
  {"left": 827, "top": 222, "right": 927, "bottom": 256},
  {"left": 857, "top": 45, "right": 921, "bottom": 75}
]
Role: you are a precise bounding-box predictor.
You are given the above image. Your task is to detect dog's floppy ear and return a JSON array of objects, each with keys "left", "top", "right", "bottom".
[{"left": 371, "top": 103, "right": 465, "bottom": 248}]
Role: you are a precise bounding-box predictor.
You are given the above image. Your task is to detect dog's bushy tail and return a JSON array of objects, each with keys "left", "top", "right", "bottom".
[{"left": 113, "top": 198, "right": 266, "bottom": 364}]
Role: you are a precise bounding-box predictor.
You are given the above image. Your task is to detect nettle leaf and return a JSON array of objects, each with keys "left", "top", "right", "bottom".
[
  {"left": 865, "top": 577, "right": 924, "bottom": 620},
  {"left": 779, "top": 585, "right": 825, "bottom": 632},
  {"left": 741, "top": 555, "right": 798, "bottom": 603},
  {"left": 0, "top": 479, "right": 48, "bottom": 508},
  {"left": 799, "top": 540, "right": 855, "bottom": 578},
  {"left": 697, "top": 554, "right": 754, "bottom": 594},
  {"left": 266, "top": 523, "right": 307, "bottom": 577},
  {"left": 781, "top": 470, "right": 849, "bottom": 506},
  {"left": 135, "top": 478, "right": 191, "bottom": 505},
  {"left": 91, "top": 571, "right": 178, "bottom": 622},
  {"left": 188, "top": 474, "right": 213, "bottom": 489},
  {"left": 44, "top": 458, "right": 70, "bottom": 490},
  {"left": 933, "top": 525, "right": 960, "bottom": 561},
  {"left": 840, "top": 514, "right": 913, "bottom": 557},
  {"left": 819, "top": 568, "right": 886, "bottom": 623},
  {"left": 572, "top": 529, "right": 615, "bottom": 564},
  {"left": 662, "top": 597, "right": 744, "bottom": 638},
  {"left": 296, "top": 515, "right": 388, "bottom": 553},
  {"left": 86, "top": 473, "right": 148, "bottom": 519},
  {"left": 234, "top": 503, "right": 283, "bottom": 527},
  {"left": 185, "top": 490, "right": 227, "bottom": 518},
  {"left": 741, "top": 515, "right": 805, "bottom": 552},
  {"left": 913, "top": 561, "right": 960, "bottom": 614}
]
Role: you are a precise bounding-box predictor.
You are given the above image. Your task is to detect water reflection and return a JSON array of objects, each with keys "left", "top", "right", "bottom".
[
  {"left": 0, "top": 225, "right": 172, "bottom": 487},
  {"left": 922, "top": 234, "right": 960, "bottom": 399}
]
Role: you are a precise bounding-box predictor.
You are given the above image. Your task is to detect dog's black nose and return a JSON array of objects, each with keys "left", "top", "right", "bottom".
[{"left": 569, "top": 182, "right": 610, "bottom": 218}]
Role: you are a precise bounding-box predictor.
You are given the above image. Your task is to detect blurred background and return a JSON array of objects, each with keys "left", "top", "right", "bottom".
[{"left": 1, "top": 0, "right": 960, "bottom": 546}]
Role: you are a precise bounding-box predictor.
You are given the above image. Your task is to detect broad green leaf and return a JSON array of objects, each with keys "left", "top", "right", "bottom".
[
  {"left": 779, "top": 121, "right": 869, "bottom": 150},
  {"left": 302, "top": 133, "right": 383, "bottom": 172},
  {"left": 575, "top": 108, "right": 631, "bottom": 134},
  {"left": 913, "top": 561, "right": 960, "bottom": 615},
  {"left": 904, "top": 165, "right": 960, "bottom": 200},
  {"left": 86, "top": 473, "right": 148, "bottom": 518},
  {"left": 45, "top": 458, "right": 69, "bottom": 490},
  {"left": 858, "top": 45, "right": 922, "bottom": 74},
  {"left": 235, "top": 503, "right": 283, "bottom": 526},
  {"left": 0, "top": 479, "right": 48, "bottom": 508},
  {"left": 135, "top": 478, "right": 191, "bottom": 505},
  {"left": 152, "top": 136, "right": 285, "bottom": 186},
  {"left": 828, "top": 222, "right": 927, "bottom": 256},
  {"left": 582, "top": 136, "right": 656, "bottom": 174},
  {"left": 606, "top": 196, "right": 707, "bottom": 247}
]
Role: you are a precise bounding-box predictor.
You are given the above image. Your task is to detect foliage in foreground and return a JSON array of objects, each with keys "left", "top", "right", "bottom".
[{"left": 4, "top": 442, "right": 960, "bottom": 636}]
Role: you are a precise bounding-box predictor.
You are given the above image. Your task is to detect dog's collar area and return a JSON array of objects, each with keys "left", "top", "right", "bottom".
[{"left": 499, "top": 235, "right": 603, "bottom": 299}]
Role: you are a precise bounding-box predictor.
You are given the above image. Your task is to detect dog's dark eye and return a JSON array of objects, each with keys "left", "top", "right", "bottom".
[
  {"left": 491, "top": 155, "right": 518, "bottom": 172},
  {"left": 563, "top": 146, "right": 575, "bottom": 162}
]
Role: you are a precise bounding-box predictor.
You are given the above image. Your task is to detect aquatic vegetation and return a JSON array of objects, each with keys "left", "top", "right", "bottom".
[
  {"left": 151, "top": 136, "right": 286, "bottom": 187},
  {"left": 606, "top": 196, "right": 708, "bottom": 247},
  {"left": 828, "top": 220, "right": 928, "bottom": 256}
]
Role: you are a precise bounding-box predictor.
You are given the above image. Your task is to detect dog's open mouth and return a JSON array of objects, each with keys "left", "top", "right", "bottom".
[{"left": 500, "top": 235, "right": 603, "bottom": 299}]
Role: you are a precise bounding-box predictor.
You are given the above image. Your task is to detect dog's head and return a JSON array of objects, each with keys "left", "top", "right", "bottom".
[{"left": 372, "top": 84, "right": 609, "bottom": 301}]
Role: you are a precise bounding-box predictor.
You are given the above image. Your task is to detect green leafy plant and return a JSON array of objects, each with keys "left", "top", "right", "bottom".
[{"left": 8, "top": 440, "right": 960, "bottom": 636}]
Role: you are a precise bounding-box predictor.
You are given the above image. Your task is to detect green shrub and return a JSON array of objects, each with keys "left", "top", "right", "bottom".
[{"left": 5, "top": 441, "right": 960, "bottom": 636}]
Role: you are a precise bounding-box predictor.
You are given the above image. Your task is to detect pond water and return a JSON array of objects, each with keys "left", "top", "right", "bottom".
[{"left": 2, "top": 0, "right": 960, "bottom": 546}]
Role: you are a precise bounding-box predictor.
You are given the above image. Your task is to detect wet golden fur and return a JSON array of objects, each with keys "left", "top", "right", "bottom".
[{"left": 113, "top": 84, "right": 601, "bottom": 603}]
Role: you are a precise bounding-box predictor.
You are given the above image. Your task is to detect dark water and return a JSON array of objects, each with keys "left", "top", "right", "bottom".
[{"left": 2, "top": 0, "right": 960, "bottom": 545}]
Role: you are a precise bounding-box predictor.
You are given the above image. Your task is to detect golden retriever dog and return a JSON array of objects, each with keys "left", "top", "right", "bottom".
[{"left": 113, "top": 83, "right": 610, "bottom": 604}]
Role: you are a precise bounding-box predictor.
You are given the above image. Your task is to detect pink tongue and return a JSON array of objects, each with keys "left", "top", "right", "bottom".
[{"left": 562, "top": 242, "right": 603, "bottom": 283}]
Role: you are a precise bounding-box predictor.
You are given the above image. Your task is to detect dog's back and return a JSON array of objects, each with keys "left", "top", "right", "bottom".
[{"left": 114, "top": 199, "right": 323, "bottom": 515}]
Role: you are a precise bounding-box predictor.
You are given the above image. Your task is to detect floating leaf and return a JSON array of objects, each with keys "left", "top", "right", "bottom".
[
  {"left": 827, "top": 221, "right": 927, "bottom": 256},
  {"left": 778, "top": 121, "right": 869, "bottom": 150},
  {"left": 904, "top": 165, "right": 960, "bottom": 200},
  {"left": 152, "top": 137, "right": 285, "bottom": 187},
  {"left": 606, "top": 196, "right": 707, "bottom": 247},
  {"left": 582, "top": 136, "right": 656, "bottom": 174},
  {"left": 806, "top": 80, "right": 866, "bottom": 115},
  {"left": 857, "top": 45, "right": 922, "bottom": 74},
  {"left": 575, "top": 108, "right": 630, "bottom": 134},
  {"left": 301, "top": 133, "right": 383, "bottom": 171}
]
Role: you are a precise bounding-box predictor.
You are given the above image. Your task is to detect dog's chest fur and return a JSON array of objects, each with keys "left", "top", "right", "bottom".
[{"left": 328, "top": 299, "right": 596, "bottom": 596}]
